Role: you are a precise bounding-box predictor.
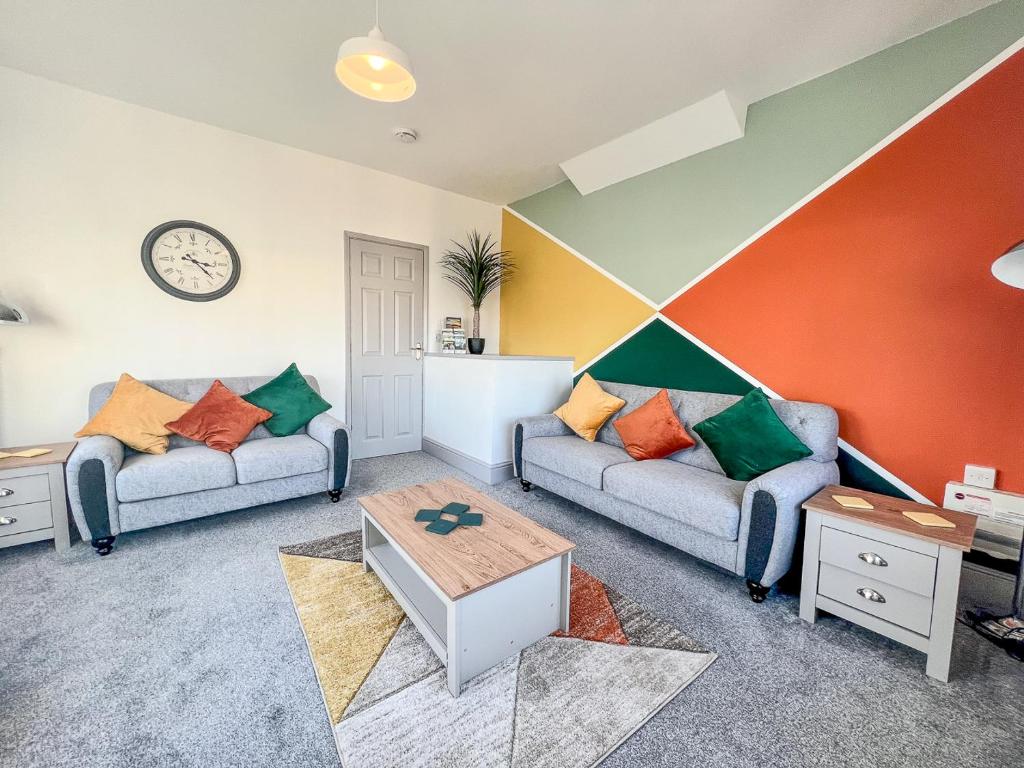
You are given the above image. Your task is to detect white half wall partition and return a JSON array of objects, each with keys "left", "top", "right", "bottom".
[{"left": 423, "top": 354, "right": 574, "bottom": 484}]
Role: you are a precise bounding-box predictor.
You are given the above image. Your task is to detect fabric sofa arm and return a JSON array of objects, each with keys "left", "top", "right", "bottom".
[
  {"left": 513, "top": 414, "right": 572, "bottom": 477},
  {"left": 737, "top": 458, "right": 840, "bottom": 589},
  {"left": 307, "top": 413, "right": 351, "bottom": 491},
  {"left": 66, "top": 436, "right": 124, "bottom": 541}
]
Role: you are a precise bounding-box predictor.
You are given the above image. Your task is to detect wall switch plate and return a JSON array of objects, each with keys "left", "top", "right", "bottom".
[{"left": 963, "top": 464, "right": 996, "bottom": 489}]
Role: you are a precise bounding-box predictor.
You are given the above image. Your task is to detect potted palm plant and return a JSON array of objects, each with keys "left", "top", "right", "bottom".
[{"left": 440, "top": 230, "right": 514, "bottom": 354}]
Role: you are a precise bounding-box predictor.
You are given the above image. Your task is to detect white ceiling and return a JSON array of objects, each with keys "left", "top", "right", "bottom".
[{"left": 0, "top": 0, "right": 997, "bottom": 204}]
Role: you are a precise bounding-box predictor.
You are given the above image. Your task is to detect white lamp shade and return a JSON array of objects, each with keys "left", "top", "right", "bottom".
[
  {"left": 0, "top": 301, "right": 29, "bottom": 325},
  {"left": 992, "top": 242, "right": 1024, "bottom": 289},
  {"left": 336, "top": 27, "right": 416, "bottom": 102}
]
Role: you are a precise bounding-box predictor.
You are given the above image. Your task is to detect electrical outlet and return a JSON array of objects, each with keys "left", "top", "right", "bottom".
[{"left": 963, "top": 464, "right": 996, "bottom": 489}]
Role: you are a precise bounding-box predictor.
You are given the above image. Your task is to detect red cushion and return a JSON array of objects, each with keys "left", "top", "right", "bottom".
[
  {"left": 612, "top": 389, "right": 695, "bottom": 461},
  {"left": 166, "top": 380, "right": 272, "bottom": 453}
]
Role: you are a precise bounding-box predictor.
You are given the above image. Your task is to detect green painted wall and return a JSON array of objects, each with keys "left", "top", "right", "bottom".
[
  {"left": 512, "top": 0, "right": 1024, "bottom": 304},
  {"left": 581, "top": 319, "right": 910, "bottom": 498}
]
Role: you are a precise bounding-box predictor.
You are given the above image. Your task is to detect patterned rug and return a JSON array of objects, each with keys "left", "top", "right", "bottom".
[{"left": 279, "top": 531, "right": 717, "bottom": 768}]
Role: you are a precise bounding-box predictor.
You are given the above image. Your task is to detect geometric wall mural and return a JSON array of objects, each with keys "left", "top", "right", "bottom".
[
  {"left": 501, "top": 8, "right": 1024, "bottom": 504},
  {"left": 663, "top": 49, "right": 1024, "bottom": 504}
]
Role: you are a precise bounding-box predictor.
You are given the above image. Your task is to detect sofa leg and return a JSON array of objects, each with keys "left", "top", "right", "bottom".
[
  {"left": 746, "top": 579, "right": 770, "bottom": 603},
  {"left": 91, "top": 536, "right": 116, "bottom": 556},
  {"left": 328, "top": 490, "right": 342, "bottom": 503},
  {"left": 520, "top": 479, "right": 533, "bottom": 492}
]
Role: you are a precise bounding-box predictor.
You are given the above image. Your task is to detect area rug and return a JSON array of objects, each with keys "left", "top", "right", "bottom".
[{"left": 279, "top": 530, "right": 717, "bottom": 768}]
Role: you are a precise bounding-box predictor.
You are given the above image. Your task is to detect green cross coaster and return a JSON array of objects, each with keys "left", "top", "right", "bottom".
[{"left": 416, "top": 502, "right": 484, "bottom": 535}]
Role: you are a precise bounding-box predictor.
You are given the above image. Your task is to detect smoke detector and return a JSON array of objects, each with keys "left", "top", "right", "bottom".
[{"left": 394, "top": 128, "right": 418, "bottom": 144}]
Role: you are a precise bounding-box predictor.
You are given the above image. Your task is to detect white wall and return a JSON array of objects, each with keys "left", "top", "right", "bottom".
[{"left": 0, "top": 67, "right": 501, "bottom": 446}]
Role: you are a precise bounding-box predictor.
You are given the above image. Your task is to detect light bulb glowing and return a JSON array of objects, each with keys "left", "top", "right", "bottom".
[{"left": 367, "top": 55, "right": 387, "bottom": 71}]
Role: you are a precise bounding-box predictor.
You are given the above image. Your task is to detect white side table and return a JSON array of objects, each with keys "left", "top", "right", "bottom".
[
  {"left": 800, "top": 485, "right": 977, "bottom": 682},
  {"left": 0, "top": 442, "right": 76, "bottom": 552}
]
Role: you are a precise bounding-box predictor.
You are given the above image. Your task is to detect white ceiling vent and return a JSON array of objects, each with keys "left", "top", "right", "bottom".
[{"left": 560, "top": 90, "right": 748, "bottom": 196}]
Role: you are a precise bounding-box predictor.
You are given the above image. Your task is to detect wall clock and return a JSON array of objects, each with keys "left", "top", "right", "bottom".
[{"left": 141, "top": 220, "right": 241, "bottom": 301}]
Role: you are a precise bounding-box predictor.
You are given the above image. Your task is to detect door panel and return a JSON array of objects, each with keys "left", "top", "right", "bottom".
[
  {"left": 361, "top": 288, "right": 383, "bottom": 356},
  {"left": 349, "top": 237, "right": 425, "bottom": 458}
]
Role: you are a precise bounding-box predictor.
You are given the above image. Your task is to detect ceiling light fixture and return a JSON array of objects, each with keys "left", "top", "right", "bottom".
[{"left": 335, "top": 0, "right": 416, "bottom": 103}]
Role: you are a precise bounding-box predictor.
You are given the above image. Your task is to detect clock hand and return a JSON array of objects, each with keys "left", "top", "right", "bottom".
[{"left": 182, "top": 254, "right": 215, "bottom": 279}]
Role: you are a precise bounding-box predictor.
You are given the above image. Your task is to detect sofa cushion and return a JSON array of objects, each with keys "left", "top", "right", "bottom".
[
  {"left": 693, "top": 388, "right": 812, "bottom": 481},
  {"left": 242, "top": 363, "right": 331, "bottom": 437},
  {"left": 553, "top": 374, "right": 626, "bottom": 442},
  {"left": 77, "top": 373, "right": 192, "bottom": 455},
  {"left": 232, "top": 434, "right": 328, "bottom": 485},
  {"left": 116, "top": 445, "right": 237, "bottom": 502},
  {"left": 612, "top": 388, "right": 695, "bottom": 461},
  {"left": 165, "top": 380, "right": 273, "bottom": 452},
  {"left": 522, "top": 435, "right": 631, "bottom": 490},
  {"left": 602, "top": 460, "right": 745, "bottom": 540}
]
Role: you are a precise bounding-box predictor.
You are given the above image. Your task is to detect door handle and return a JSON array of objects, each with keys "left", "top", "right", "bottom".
[
  {"left": 410, "top": 343, "right": 423, "bottom": 361},
  {"left": 0, "top": 516, "right": 16, "bottom": 526}
]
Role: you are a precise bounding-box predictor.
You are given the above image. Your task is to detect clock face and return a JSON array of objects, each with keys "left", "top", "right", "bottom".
[{"left": 141, "top": 221, "right": 240, "bottom": 301}]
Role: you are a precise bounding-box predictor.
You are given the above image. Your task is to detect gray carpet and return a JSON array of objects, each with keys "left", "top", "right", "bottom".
[{"left": 1, "top": 451, "right": 1021, "bottom": 767}]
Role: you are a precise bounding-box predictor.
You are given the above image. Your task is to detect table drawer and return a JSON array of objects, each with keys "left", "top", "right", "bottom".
[
  {"left": 0, "top": 500, "right": 54, "bottom": 537},
  {"left": 820, "top": 526, "right": 936, "bottom": 597},
  {"left": 0, "top": 474, "right": 50, "bottom": 509},
  {"left": 818, "top": 562, "right": 932, "bottom": 636}
]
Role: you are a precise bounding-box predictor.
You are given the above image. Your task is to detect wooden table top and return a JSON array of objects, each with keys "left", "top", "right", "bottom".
[
  {"left": 0, "top": 441, "right": 76, "bottom": 471},
  {"left": 358, "top": 477, "right": 575, "bottom": 601},
  {"left": 803, "top": 484, "right": 977, "bottom": 552}
]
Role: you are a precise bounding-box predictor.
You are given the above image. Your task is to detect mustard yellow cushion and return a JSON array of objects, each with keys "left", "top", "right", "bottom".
[
  {"left": 75, "top": 373, "right": 192, "bottom": 454},
  {"left": 553, "top": 373, "right": 626, "bottom": 442}
]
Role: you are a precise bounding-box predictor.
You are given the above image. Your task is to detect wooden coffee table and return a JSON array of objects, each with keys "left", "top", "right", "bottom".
[{"left": 358, "top": 477, "right": 575, "bottom": 696}]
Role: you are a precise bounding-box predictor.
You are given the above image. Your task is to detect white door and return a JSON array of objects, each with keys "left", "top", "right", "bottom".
[{"left": 348, "top": 236, "right": 425, "bottom": 459}]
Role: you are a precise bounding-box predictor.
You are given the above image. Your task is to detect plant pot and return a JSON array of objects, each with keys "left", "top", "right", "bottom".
[{"left": 467, "top": 338, "right": 485, "bottom": 355}]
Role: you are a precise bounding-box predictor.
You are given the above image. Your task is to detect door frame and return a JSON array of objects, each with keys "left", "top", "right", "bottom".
[{"left": 343, "top": 231, "right": 430, "bottom": 450}]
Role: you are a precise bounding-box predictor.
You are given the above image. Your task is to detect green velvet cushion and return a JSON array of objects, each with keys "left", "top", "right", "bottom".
[
  {"left": 693, "top": 388, "right": 812, "bottom": 481},
  {"left": 243, "top": 363, "right": 331, "bottom": 437}
]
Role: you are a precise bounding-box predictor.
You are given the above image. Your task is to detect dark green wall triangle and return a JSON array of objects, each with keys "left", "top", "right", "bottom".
[{"left": 580, "top": 318, "right": 910, "bottom": 499}]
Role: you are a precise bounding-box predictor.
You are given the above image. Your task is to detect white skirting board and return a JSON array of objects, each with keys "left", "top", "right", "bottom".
[{"left": 422, "top": 438, "right": 515, "bottom": 485}]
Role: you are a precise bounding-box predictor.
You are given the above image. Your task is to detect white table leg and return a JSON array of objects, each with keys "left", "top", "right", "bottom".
[
  {"left": 559, "top": 552, "right": 572, "bottom": 632},
  {"left": 926, "top": 547, "right": 962, "bottom": 682},
  {"left": 360, "top": 511, "right": 371, "bottom": 573},
  {"left": 799, "top": 510, "right": 822, "bottom": 624},
  {"left": 446, "top": 599, "right": 462, "bottom": 697}
]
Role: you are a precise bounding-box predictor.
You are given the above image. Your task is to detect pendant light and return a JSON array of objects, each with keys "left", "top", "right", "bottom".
[{"left": 335, "top": 0, "right": 416, "bottom": 102}]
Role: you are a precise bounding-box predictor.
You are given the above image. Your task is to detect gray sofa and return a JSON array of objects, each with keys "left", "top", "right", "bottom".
[
  {"left": 67, "top": 375, "right": 351, "bottom": 556},
  {"left": 514, "top": 381, "right": 839, "bottom": 601}
]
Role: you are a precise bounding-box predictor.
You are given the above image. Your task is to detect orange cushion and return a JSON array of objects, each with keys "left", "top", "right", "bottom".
[
  {"left": 165, "top": 380, "right": 273, "bottom": 453},
  {"left": 75, "top": 373, "right": 192, "bottom": 454},
  {"left": 612, "top": 389, "right": 695, "bottom": 461},
  {"left": 553, "top": 373, "right": 626, "bottom": 442}
]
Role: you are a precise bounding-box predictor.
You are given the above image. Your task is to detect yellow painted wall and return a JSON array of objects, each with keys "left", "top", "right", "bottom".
[{"left": 499, "top": 210, "right": 654, "bottom": 369}]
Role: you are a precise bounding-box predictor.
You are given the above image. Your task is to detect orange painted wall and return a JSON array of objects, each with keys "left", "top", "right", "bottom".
[{"left": 664, "top": 51, "right": 1024, "bottom": 502}]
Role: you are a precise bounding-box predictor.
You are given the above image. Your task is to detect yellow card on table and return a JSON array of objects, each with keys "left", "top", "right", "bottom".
[
  {"left": 902, "top": 511, "right": 956, "bottom": 529},
  {"left": 831, "top": 495, "right": 874, "bottom": 510},
  {"left": 0, "top": 448, "right": 52, "bottom": 460}
]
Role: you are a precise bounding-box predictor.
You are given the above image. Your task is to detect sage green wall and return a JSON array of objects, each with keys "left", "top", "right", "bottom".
[{"left": 510, "top": 0, "right": 1024, "bottom": 304}]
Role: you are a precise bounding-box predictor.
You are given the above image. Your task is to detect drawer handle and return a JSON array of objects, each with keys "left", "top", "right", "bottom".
[
  {"left": 0, "top": 488, "right": 13, "bottom": 497},
  {"left": 856, "top": 587, "right": 886, "bottom": 604},
  {"left": 858, "top": 552, "right": 888, "bottom": 567},
  {"left": 0, "top": 516, "right": 16, "bottom": 526}
]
